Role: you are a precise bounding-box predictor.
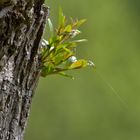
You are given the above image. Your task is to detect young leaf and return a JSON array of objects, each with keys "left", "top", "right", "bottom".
[
  {"left": 73, "top": 19, "right": 87, "bottom": 28},
  {"left": 69, "top": 59, "right": 88, "bottom": 69},
  {"left": 59, "top": 7, "right": 66, "bottom": 27},
  {"left": 64, "top": 25, "right": 72, "bottom": 33},
  {"left": 71, "top": 39, "right": 88, "bottom": 43},
  {"left": 58, "top": 72, "right": 74, "bottom": 79}
]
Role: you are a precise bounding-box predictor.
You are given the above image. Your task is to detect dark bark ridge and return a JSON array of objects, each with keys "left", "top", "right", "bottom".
[{"left": 0, "top": 0, "right": 49, "bottom": 139}]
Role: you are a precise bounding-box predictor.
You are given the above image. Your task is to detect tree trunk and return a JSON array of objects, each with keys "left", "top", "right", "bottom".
[{"left": 0, "top": 0, "right": 49, "bottom": 139}]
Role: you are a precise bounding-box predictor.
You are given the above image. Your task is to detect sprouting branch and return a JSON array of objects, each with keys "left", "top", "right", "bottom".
[{"left": 40, "top": 8, "right": 95, "bottom": 78}]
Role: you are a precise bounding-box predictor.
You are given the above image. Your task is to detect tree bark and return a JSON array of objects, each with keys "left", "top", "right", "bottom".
[{"left": 0, "top": 0, "right": 49, "bottom": 139}]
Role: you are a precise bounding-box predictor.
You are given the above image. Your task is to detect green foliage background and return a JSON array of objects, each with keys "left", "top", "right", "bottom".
[{"left": 25, "top": 0, "right": 140, "bottom": 140}]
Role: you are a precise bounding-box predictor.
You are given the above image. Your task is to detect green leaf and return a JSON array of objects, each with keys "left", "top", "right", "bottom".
[
  {"left": 65, "top": 42, "right": 77, "bottom": 48},
  {"left": 59, "top": 7, "right": 66, "bottom": 27},
  {"left": 58, "top": 72, "right": 74, "bottom": 79},
  {"left": 64, "top": 25, "right": 72, "bottom": 33},
  {"left": 73, "top": 19, "right": 87, "bottom": 28},
  {"left": 63, "top": 47, "right": 73, "bottom": 54},
  {"left": 41, "top": 65, "right": 55, "bottom": 77},
  {"left": 71, "top": 39, "right": 88, "bottom": 43},
  {"left": 53, "top": 54, "right": 65, "bottom": 65},
  {"left": 69, "top": 59, "right": 88, "bottom": 69},
  {"left": 41, "top": 48, "right": 48, "bottom": 62}
]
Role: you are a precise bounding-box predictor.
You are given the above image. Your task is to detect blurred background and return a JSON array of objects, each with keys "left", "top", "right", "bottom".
[{"left": 25, "top": 0, "right": 140, "bottom": 140}]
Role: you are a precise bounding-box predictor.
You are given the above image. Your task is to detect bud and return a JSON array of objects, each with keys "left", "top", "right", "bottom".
[
  {"left": 65, "top": 56, "right": 77, "bottom": 67},
  {"left": 69, "top": 56, "right": 77, "bottom": 63},
  {"left": 41, "top": 39, "right": 49, "bottom": 48},
  {"left": 69, "top": 29, "right": 81, "bottom": 38}
]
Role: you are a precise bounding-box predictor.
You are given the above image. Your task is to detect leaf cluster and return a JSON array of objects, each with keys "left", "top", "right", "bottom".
[{"left": 40, "top": 8, "right": 94, "bottom": 79}]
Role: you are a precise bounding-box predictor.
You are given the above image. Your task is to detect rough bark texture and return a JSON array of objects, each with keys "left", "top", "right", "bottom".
[{"left": 0, "top": 0, "right": 49, "bottom": 139}]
